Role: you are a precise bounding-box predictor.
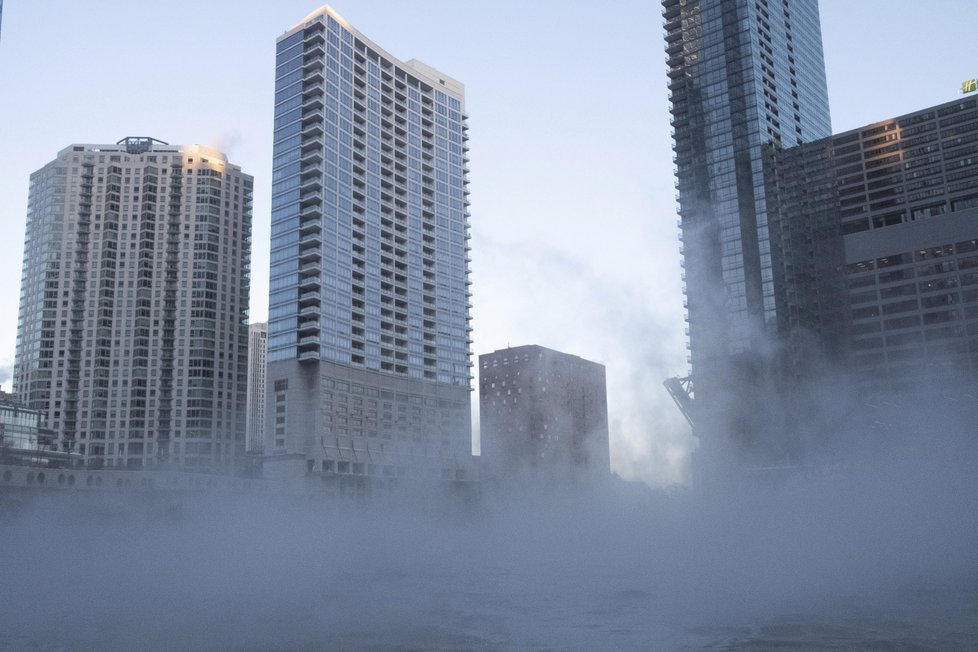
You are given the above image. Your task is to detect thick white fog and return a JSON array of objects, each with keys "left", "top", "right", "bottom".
[{"left": 3, "top": 393, "right": 977, "bottom": 651}]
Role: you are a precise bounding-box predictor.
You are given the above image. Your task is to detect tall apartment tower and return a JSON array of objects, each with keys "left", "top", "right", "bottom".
[
  {"left": 664, "top": 0, "right": 832, "bottom": 461},
  {"left": 265, "top": 7, "right": 474, "bottom": 482},
  {"left": 479, "top": 345, "right": 610, "bottom": 481},
  {"left": 245, "top": 322, "right": 268, "bottom": 453},
  {"left": 14, "top": 138, "right": 253, "bottom": 470}
]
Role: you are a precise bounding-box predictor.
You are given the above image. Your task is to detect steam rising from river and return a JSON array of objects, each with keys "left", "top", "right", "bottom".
[{"left": 2, "top": 393, "right": 977, "bottom": 650}]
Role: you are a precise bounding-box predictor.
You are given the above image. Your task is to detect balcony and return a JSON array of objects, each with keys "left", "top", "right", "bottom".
[
  {"left": 302, "top": 82, "right": 324, "bottom": 101},
  {"left": 298, "top": 274, "right": 319, "bottom": 290},
  {"left": 299, "top": 231, "right": 322, "bottom": 248},
  {"left": 303, "top": 72, "right": 325, "bottom": 90},
  {"left": 302, "top": 93, "right": 324, "bottom": 112},
  {"left": 300, "top": 135, "right": 323, "bottom": 155},
  {"left": 304, "top": 44, "right": 325, "bottom": 61},
  {"left": 299, "top": 261, "right": 322, "bottom": 275},
  {"left": 301, "top": 108, "right": 324, "bottom": 126},
  {"left": 299, "top": 189, "right": 323, "bottom": 207},
  {"left": 298, "top": 218, "right": 321, "bottom": 238},
  {"left": 299, "top": 204, "right": 322, "bottom": 221},
  {"left": 299, "top": 176, "right": 322, "bottom": 193},
  {"left": 303, "top": 29, "right": 325, "bottom": 47},
  {"left": 301, "top": 118, "right": 324, "bottom": 138},
  {"left": 300, "top": 148, "right": 323, "bottom": 166},
  {"left": 298, "top": 249, "right": 321, "bottom": 267},
  {"left": 300, "top": 164, "right": 322, "bottom": 183}
]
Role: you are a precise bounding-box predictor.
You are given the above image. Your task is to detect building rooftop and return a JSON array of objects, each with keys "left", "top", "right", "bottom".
[
  {"left": 480, "top": 344, "right": 605, "bottom": 369},
  {"left": 279, "top": 4, "right": 464, "bottom": 103}
]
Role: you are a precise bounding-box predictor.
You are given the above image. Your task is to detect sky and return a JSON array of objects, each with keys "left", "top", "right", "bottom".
[{"left": 0, "top": 0, "right": 976, "bottom": 486}]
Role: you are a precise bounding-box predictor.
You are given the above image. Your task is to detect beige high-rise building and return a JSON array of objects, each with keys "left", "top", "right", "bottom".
[{"left": 14, "top": 138, "right": 253, "bottom": 471}]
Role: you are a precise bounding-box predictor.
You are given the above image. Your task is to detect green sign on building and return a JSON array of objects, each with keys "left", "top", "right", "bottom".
[{"left": 962, "top": 79, "right": 978, "bottom": 94}]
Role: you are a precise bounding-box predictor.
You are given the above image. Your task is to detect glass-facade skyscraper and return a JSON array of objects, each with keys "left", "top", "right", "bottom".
[
  {"left": 265, "top": 6, "right": 473, "bottom": 482},
  {"left": 664, "top": 0, "right": 832, "bottom": 460}
]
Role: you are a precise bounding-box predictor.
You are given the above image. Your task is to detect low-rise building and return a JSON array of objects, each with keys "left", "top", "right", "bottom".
[
  {"left": 479, "top": 345, "right": 610, "bottom": 481},
  {"left": 0, "top": 388, "right": 76, "bottom": 467}
]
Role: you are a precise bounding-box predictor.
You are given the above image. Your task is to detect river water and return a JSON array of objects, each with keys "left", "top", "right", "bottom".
[{"left": 2, "top": 465, "right": 976, "bottom": 651}]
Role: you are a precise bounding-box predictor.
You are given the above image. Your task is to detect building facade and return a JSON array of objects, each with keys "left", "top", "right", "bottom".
[
  {"left": 245, "top": 322, "right": 268, "bottom": 453},
  {"left": 479, "top": 345, "right": 610, "bottom": 480},
  {"left": 265, "top": 7, "right": 474, "bottom": 482},
  {"left": 0, "top": 388, "right": 66, "bottom": 467},
  {"left": 14, "top": 138, "right": 253, "bottom": 471},
  {"left": 664, "top": 0, "right": 832, "bottom": 462},
  {"left": 773, "top": 96, "right": 978, "bottom": 391}
]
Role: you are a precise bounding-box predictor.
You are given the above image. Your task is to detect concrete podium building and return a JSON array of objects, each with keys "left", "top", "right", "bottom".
[
  {"left": 14, "top": 138, "right": 253, "bottom": 471},
  {"left": 264, "top": 6, "right": 474, "bottom": 483}
]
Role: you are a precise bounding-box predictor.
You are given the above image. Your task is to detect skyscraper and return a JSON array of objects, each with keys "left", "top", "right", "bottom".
[
  {"left": 664, "top": 0, "right": 832, "bottom": 461},
  {"left": 14, "top": 138, "right": 253, "bottom": 470},
  {"left": 265, "top": 7, "right": 474, "bottom": 482},
  {"left": 245, "top": 322, "right": 268, "bottom": 454},
  {"left": 479, "top": 345, "right": 610, "bottom": 481}
]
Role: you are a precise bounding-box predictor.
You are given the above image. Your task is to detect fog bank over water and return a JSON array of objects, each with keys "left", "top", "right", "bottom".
[{"left": 2, "top": 399, "right": 977, "bottom": 650}]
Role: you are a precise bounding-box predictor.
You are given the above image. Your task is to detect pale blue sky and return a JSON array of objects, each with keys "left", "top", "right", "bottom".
[{"left": 0, "top": 1, "right": 975, "bottom": 485}]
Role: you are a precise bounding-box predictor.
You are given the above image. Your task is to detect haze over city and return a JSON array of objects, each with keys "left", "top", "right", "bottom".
[
  {"left": 1, "top": 0, "right": 977, "bottom": 485},
  {"left": 2, "top": 1, "right": 978, "bottom": 650}
]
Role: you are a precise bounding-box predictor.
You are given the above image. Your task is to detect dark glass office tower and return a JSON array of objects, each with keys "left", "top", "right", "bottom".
[
  {"left": 773, "top": 96, "right": 978, "bottom": 391},
  {"left": 663, "top": 0, "right": 831, "bottom": 463}
]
